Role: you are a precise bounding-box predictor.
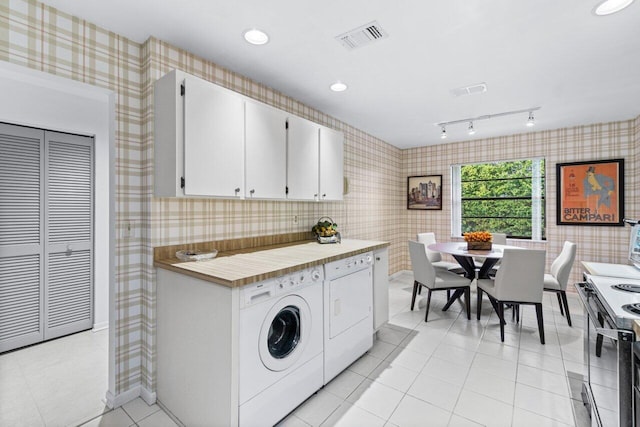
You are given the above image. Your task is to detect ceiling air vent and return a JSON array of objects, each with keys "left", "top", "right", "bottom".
[
  {"left": 336, "top": 21, "right": 388, "bottom": 50},
  {"left": 450, "top": 83, "right": 488, "bottom": 97}
]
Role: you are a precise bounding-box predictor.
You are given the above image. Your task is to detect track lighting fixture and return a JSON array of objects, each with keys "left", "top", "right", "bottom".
[
  {"left": 440, "top": 126, "right": 447, "bottom": 139},
  {"left": 467, "top": 121, "right": 476, "bottom": 135},
  {"left": 526, "top": 111, "right": 535, "bottom": 127},
  {"left": 436, "top": 106, "right": 540, "bottom": 140}
]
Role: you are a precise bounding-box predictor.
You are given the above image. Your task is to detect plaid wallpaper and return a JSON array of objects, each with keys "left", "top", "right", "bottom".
[
  {"left": 1, "top": 0, "right": 638, "bottom": 403},
  {"left": 403, "top": 119, "right": 639, "bottom": 287}
]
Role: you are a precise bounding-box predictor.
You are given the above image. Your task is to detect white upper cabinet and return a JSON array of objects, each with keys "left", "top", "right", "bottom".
[
  {"left": 244, "top": 101, "right": 287, "bottom": 199},
  {"left": 319, "top": 127, "right": 344, "bottom": 201},
  {"left": 287, "top": 116, "right": 320, "bottom": 201},
  {"left": 154, "top": 70, "right": 244, "bottom": 198},
  {"left": 154, "top": 69, "right": 343, "bottom": 202},
  {"left": 183, "top": 76, "right": 244, "bottom": 197}
]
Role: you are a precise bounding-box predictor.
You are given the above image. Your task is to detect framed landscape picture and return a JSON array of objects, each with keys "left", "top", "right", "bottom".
[
  {"left": 407, "top": 175, "right": 442, "bottom": 210},
  {"left": 556, "top": 159, "right": 624, "bottom": 226}
]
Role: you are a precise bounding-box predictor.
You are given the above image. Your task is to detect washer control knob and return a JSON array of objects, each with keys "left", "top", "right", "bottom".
[{"left": 311, "top": 270, "right": 321, "bottom": 281}]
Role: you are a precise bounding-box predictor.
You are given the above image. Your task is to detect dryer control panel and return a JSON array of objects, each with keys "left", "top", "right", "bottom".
[
  {"left": 240, "top": 266, "right": 324, "bottom": 309},
  {"left": 324, "top": 251, "right": 373, "bottom": 281}
]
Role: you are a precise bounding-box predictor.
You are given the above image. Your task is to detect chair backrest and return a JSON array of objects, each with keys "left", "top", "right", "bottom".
[
  {"left": 408, "top": 240, "right": 436, "bottom": 287},
  {"left": 416, "top": 232, "right": 442, "bottom": 263},
  {"left": 492, "top": 233, "right": 507, "bottom": 245},
  {"left": 493, "top": 249, "right": 546, "bottom": 303},
  {"left": 550, "top": 241, "right": 577, "bottom": 291}
]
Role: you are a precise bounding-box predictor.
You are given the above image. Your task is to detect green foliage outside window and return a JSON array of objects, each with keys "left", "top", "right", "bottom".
[{"left": 460, "top": 160, "right": 545, "bottom": 239}]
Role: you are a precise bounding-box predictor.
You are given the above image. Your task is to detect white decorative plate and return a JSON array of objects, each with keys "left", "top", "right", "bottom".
[{"left": 176, "top": 249, "right": 218, "bottom": 262}]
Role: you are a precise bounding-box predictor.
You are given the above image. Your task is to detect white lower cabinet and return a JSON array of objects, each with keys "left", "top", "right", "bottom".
[
  {"left": 373, "top": 248, "right": 389, "bottom": 330},
  {"left": 156, "top": 269, "right": 238, "bottom": 426}
]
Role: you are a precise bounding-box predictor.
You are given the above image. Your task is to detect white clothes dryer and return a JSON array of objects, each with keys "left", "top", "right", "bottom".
[{"left": 238, "top": 266, "right": 324, "bottom": 427}]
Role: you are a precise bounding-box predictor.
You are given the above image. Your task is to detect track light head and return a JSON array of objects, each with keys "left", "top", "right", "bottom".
[
  {"left": 468, "top": 121, "right": 476, "bottom": 135},
  {"left": 526, "top": 111, "right": 535, "bottom": 127}
]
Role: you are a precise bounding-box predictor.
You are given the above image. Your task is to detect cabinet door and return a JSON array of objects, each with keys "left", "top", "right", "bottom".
[
  {"left": 245, "top": 101, "right": 287, "bottom": 199},
  {"left": 183, "top": 76, "right": 244, "bottom": 197},
  {"left": 319, "top": 127, "right": 344, "bottom": 201},
  {"left": 287, "top": 116, "right": 319, "bottom": 200},
  {"left": 372, "top": 248, "right": 389, "bottom": 330}
]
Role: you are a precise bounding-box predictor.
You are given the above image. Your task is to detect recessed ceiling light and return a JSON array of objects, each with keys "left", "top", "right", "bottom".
[
  {"left": 243, "top": 29, "right": 269, "bottom": 45},
  {"left": 593, "top": 0, "right": 635, "bottom": 15},
  {"left": 330, "top": 82, "right": 348, "bottom": 92}
]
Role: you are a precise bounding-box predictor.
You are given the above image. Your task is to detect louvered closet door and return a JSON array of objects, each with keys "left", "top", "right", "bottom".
[
  {"left": 44, "top": 131, "right": 93, "bottom": 340},
  {"left": 0, "top": 123, "right": 44, "bottom": 353}
]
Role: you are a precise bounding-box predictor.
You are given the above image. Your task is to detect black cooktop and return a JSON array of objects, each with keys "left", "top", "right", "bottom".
[
  {"left": 612, "top": 283, "right": 640, "bottom": 293},
  {"left": 622, "top": 303, "right": 640, "bottom": 316}
]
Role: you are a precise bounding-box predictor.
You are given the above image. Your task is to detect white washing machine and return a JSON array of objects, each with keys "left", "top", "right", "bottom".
[
  {"left": 238, "top": 266, "right": 324, "bottom": 427},
  {"left": 323, "top": 252, "right": 374, "bottom": 384}
]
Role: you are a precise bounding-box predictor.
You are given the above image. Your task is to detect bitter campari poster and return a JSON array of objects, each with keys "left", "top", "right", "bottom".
[{"left": 557, "top": 159, "right": 624, "bottom": 226}]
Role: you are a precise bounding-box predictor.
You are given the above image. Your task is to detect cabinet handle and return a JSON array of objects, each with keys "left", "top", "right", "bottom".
[
  {"left": 322, "top": 193, "right": 326, "bottom": 199},
  {"left": 250, "top": 189, "right": 255, "bottom": 196},
  {"left": 376, "top": 257, "right": 381, "bottom": 261},
  {"left": 235, "top": 187, "right": 240, "bottom": 195}
]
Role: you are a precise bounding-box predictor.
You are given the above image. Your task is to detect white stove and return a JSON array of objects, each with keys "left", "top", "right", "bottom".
[{"left": 585, "top": 274, "right": 640, "bottom": 329}]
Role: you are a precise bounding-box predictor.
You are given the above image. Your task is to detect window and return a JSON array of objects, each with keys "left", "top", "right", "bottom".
[{"left": 451, "top": 158, "right": 545, "bottom": 240}]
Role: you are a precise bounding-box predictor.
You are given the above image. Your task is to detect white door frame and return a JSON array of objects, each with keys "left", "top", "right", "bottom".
[{"left": 0, "top": 60, "right": 116, "bottom": 401}]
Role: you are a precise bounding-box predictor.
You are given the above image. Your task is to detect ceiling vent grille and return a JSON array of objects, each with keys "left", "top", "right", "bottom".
[
  {"left": 450, "top": 83, "right": 488, "bottom": 97},
  {"left": 336, "top": 21, "right": 388, "bottom": 50}
]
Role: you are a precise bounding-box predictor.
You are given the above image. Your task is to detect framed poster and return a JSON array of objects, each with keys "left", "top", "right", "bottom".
[
  {"left": 407, "top": 175, "right": 442, "bottom": 210},
  {"left": 556, "top": 159, "right": 624, "bottom": 226}
]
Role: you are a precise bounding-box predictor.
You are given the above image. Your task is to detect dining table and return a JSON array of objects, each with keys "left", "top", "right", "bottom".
[{"left": 427, "top": 242, "right": 523, "bottom": 311}]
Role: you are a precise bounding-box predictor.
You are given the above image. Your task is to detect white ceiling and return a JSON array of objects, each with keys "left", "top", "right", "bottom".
[{"left": 38, "top": 0, "right": 640, "bottom": 148}]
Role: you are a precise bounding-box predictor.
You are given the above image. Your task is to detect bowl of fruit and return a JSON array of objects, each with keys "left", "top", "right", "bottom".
[{"left": 312, "top": 217, "right": 341, "bottom": 244}]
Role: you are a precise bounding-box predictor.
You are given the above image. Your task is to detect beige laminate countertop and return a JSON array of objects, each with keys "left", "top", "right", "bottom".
[{"left": 154, "top": 238, "right": 389, "bottom": 287}]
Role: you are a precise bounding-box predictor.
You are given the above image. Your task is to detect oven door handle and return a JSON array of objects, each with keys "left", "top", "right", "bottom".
[{"left": 575, "top": 282, "right": 633, "bottom": 342}]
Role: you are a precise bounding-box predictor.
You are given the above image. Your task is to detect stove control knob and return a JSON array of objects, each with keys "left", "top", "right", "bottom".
[
  {"left": 299, "top": 273, "right": 306, "bottom": 282},
  {"left": 366, "top": 255, "right": 373, "bottom": 264},
  {"left": 311, "top": 270, "right": 321, "bottom": 281}
]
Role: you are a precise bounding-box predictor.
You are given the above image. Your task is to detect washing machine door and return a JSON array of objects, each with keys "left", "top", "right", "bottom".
[{"left": 259, "top": 294, "right": 311, "bottom": 371}]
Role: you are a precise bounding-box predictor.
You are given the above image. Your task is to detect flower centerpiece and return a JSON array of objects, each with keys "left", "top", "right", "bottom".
[{"left": 463, "top": 231, "right": 492, "bottom": 251}]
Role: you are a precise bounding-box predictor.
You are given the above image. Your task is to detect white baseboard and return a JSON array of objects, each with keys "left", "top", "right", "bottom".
[
  {"left": 105, "top": 385, "right": 157, "bottom": 409},
  {"left": 389, "top": 270, "right": 410, "bottom": 279},
  {"left": 92, "top": 321, "right": 109, "bottom": 332},
  {"left": 140, "top": 386, "right": 157, "bottom": 405}
]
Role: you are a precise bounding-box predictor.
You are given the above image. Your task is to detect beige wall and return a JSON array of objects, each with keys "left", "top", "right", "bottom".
[
  {"left": 403, "top": 120, "right": 639, "bottom": 286},
  {"left": 1, "top": 0, "right": 638, "bottom": 402}
]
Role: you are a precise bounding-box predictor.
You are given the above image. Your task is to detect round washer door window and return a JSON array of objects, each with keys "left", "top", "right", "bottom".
[{"left": 259, "top": 295, "right": 311, "bottom": 372}]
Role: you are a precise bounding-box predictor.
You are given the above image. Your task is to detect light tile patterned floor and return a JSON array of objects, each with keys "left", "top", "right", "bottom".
[
  {"left": 280, "top": 271, "right": 592, "bottom": 427},
  {"left": 1, "top": 271, "right": 593, "bottom": 426}
]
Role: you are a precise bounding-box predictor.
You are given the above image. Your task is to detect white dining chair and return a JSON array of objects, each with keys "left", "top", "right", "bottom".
[
  {"left": 408, "top": 240, "right": 472, "bottom": 322},
  {"left": 416, "top": 232, "right": 460, "bottom": 271},
  {"left": 485, "top": 232, "right": 507, "bottom": 273},
  {"left": 543, "top": 241, "right": 577, "bottom": 326},
  {"left": 476, "top": 248, "right": 547, "bottom": 344}
]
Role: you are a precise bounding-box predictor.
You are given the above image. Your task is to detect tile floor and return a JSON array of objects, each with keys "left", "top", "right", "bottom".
[
  {"left": 1, "top": 271, "right": 594, "bottom": 426},
  {"left": 279, "top": 271, "right": 592, "bottom": 427}
]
